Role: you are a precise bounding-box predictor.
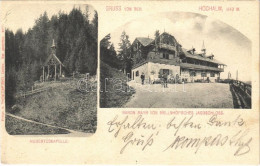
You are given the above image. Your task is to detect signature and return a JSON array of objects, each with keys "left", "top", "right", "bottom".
[{"left": 164, "top": 129, "right": 252, "bottom": 156}]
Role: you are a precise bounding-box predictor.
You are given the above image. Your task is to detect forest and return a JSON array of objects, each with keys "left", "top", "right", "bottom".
[
  {"left": 100, "top": 30, "right": 161, "bottom": 73},
  {"left": 5, "top": 7, "right": 98, "bottom": 107},
  {"left": 100, "top": 31, "right": 133, "bottom": 73},
  {"left": 100, "top": 31, "right": 137, "bottom": 108}
]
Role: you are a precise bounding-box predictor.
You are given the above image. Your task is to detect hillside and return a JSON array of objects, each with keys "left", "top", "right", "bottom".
[
  {"left": 6, "top": 77, "right": 97, "bottom": 134},
  {"left": 100, "top": 62, "right": 135, "bottom": 108},
  {"left": 5, "top": 115, "right": 70, "bottom": 135}
]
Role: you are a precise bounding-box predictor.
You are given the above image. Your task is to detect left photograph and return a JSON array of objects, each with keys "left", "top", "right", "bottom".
[{"left": 4, "top": 4, "right": 98, "bottom": 136}]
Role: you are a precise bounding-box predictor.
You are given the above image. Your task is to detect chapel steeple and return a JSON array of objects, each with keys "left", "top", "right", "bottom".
[
  {"left": 51, "top": 39, "right": 56, "bottom": 55},
  {"left": 201, "top": 40, "right": 206, "bottom": 55}
]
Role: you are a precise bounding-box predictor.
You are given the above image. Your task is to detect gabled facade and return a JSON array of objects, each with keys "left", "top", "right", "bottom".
[
  {"left": 42, "top": 39, "right": 65, "bottom": 82},
  {"left": 131, "top": 32, "right": 226, "bottom": 83}
]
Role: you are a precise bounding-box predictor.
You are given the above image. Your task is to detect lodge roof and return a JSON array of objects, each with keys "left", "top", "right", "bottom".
[
  {"left": 132, "top": 32, "right": 226, "bottom": 66},
  {"left": 181, "top": 48, "right": 226, "bottom": 65},
  {"left": 135, "top": 32, "right": 177, "bottom": 47},
  {"left": 44, "top": 54, "right": 65, "bottom": 67},
  {"left": 135, "top": 37, "right": 154, "bottom": 46}
]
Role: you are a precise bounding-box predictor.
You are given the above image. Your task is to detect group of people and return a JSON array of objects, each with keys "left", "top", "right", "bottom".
[{"left": 140, "top": 72, "right": 180, "bottom": 88}]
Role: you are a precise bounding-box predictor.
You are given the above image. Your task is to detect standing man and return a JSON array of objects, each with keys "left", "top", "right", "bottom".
[
  {"left": 150, "top": 73, "right": 154, "bottom": 84},
  {"left": 163, "top": 72, "right": 168, "bottom": 88},
  {"left": 141, "top": 72, "right": 145, "bottom": 85}
]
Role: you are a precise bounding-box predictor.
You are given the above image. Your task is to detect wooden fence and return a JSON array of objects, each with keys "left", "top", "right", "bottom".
[
  {"left": 230, "top": 80, "right": 251, "bottom": 108},
  {"left": 15, "top": 86, "right": 53, "bottom": 98},
  {"left": 15, "top": 74, "right": 96, "bottom": 99}
]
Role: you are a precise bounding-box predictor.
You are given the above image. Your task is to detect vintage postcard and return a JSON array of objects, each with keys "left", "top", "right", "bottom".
[{"left": 0, "top": 0, "right": 259, "bottom": 165}]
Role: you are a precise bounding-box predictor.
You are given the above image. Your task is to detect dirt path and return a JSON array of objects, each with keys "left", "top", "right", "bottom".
[
  {"left": 6, "top": 113, "right": 93, "bottom": 137},
  {"left": 124, "top": 82, "right": 234, "bottom": 108}
]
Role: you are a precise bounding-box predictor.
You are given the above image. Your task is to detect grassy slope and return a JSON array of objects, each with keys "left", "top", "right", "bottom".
[
  {"left": 5, "top": 116, "right": 70, "bottom": 135},
  {"left": 100, "top": 62, "right": 135, "bottom": 108},
  {"left": 9, "top": 78, "right": 97, "bottom": 133}
]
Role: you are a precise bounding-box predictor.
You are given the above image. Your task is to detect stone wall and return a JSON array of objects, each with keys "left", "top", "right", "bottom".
[
  {"left": 132, "top": 62, "right": 181, "bottom": 83},
  {"left": 149, "top": 62, "right": 180, "bottom": 80},
  {"left": 132, "top": 63, "right": 149, "bottom": 83},
  {"left": 132, "top": 62, "right": 220, "bottom": 83}
]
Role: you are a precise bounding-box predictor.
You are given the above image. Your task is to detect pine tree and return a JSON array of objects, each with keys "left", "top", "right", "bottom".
[
  {"left": 118, "top": 31, "right": 131, "bottom": 74},
  {"left": 5, "top": 7, "right": 98, "bottom": 106}
]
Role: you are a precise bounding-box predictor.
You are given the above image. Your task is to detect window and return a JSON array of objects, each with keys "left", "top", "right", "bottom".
[
  {"left": 201, "top": 72, "right": 206, "bottom": 77},
  {"left": 210, "top": 72, "right": 215, "bottom": 77},
  {"left": 136, "top": 71, "right": 139, "bottom": 76},
  {"left": 163, "top": 53, "right": 169, "bottom": 59},
  {"left": 163, "top": 69, "right": 170, "bottom": 75},
  {"left": 190, "top": 71, "right": 196, "bottom": 76},
  {"left": 163, "top": 69, "right": 169, "bottom": 75},
  {"left": 159, "top": 69, "right": 170, "bottom": 77}
]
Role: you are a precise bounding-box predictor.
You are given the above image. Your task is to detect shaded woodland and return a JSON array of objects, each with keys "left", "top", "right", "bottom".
[{"left": 6, "top": 7, "right": 97, "bottom": 107}]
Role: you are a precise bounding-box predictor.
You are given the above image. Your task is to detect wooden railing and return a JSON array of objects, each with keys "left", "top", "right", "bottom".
[
  {"left": 232, "top": 80, "right": 251, "bottom": 97},
  {"left": 15, "top": 86, "right": 53, "bottom": 98},
  {"left": 15, "top": 74, "right": 96, "bottom": 99},
  {"left": 229, "top": 80, "right": 251, "bottom": 108},
  {"left": 159, "top": 43, "right": 176, "bottom": 51},
  {"left": 180, "top": 63, "right": 224, "bottom": 72}
]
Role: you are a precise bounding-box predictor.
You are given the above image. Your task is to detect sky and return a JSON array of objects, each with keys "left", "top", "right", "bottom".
[
  {"left": 109, "top": 12, "right": 251, "bottom": 82},
  {"left": 2, "top": 3, "right": 96, "bottom": 33}
]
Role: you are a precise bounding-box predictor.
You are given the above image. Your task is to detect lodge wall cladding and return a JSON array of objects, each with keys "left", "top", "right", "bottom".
[
  {"left": 148, "top": 51, "right": 156, "bottom": 59},
  {"left": 148, "top": 50, "right": 180, "bottom": 62}
]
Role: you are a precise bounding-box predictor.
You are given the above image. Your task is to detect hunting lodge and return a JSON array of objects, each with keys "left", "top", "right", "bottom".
[{"left": 131, "top": 32, "right": 226, "bottom": 83}]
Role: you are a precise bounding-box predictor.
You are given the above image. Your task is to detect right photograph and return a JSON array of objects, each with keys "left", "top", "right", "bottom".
[{"left": 100, "top": 12, "right": 251, "bottom": 109}]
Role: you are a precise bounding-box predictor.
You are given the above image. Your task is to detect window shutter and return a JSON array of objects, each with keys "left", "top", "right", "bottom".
[
  {"left": 169, "top": 54, "right": 174, "bottom": 59},
  {"left": 169, "top": 70, "right": 173, "bottom": 75}
]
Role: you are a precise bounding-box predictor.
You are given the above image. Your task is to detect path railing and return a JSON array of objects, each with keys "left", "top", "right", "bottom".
[
  {"left": 15, "top": 74, "right": 96, "bottom": 99},
  {"left": 15, "top": 86, "right": 53, "bottom": 98},
  {"left": 229, "top": 79, "right": 251, "bottom": 108}
]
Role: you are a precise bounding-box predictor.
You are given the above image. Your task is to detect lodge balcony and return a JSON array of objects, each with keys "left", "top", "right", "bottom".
[
  {"left": 133, "top": 58, "right": 224, "bottom": 72},
  {"left": 179, "top": 62, "right": 224, "bottom": 72},
  {"left": 159, "top": 43, "right": 176, "bottom": 51}
]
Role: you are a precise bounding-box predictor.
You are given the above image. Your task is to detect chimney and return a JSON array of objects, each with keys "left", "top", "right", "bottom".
[{"left": 191, "top": 46, "right": 196, "bottom": 55}]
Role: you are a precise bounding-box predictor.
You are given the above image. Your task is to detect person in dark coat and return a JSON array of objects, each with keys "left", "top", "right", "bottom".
[
  {"left": 163, "top": 72, "right": 168, "bottom": 88},
  {"left": 141, "top": 72, "right": 145, "bottom": 85}
]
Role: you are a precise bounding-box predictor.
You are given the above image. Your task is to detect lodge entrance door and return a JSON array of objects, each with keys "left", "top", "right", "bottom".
[{"left": 163, "top": 69, "right": 169, "bottom": 75}]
